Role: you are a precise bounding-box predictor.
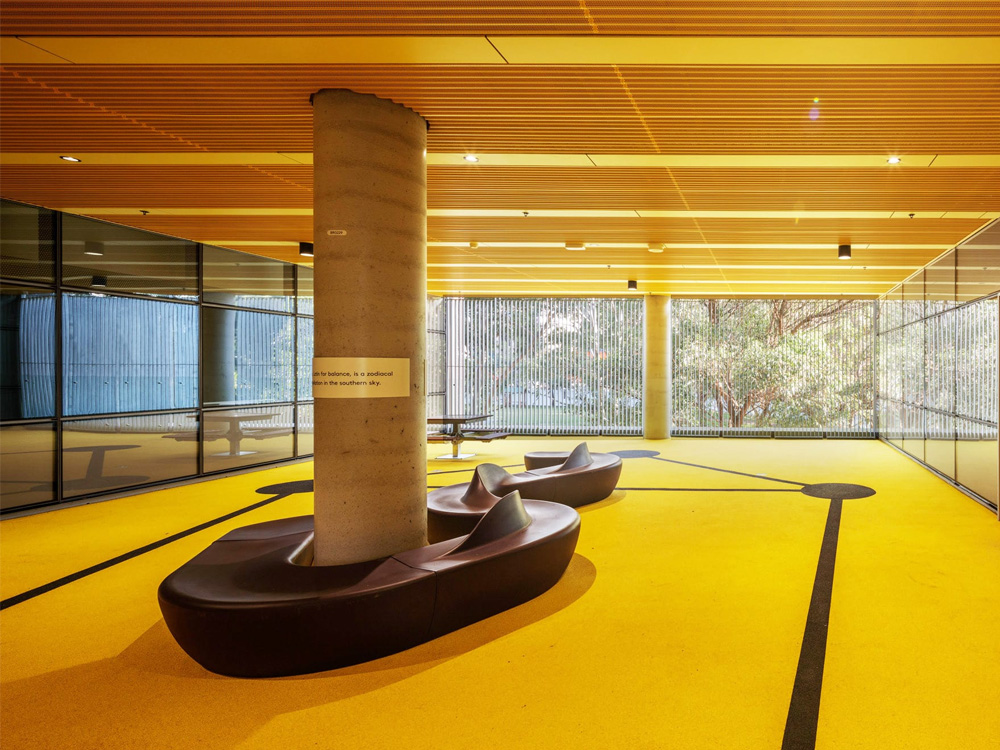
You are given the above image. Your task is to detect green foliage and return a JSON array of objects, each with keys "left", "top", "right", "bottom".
[{"left": 672, "top": 299, "right": 875, "bottom": 431}]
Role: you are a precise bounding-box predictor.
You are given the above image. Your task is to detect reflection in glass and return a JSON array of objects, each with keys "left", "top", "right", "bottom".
[
  {"left": 296, "top": 403, "right": 313, "bottom": 456},
  {"left": 63, "top": 294, "right": 198, "bottom": 416},
  {"left": 203, "top": 245, "right": 294, "bottom": 312},
  {"left": 62, "top": 412, "right": 198, "bottom": 497},
  {"left": 297, "top": 317, "right": 313, "bottom": 401},
  {"left": 297, "top": 266, "right": 314, "bottom": 316},
  {"left": 954, "top": 299, "right": 998, "bottom": 503},
  {"left": 62, "top": 214, "right": 197, "bottom": 298},
  {"left": 956, "top": 221, "right": 1000, "bottom": 304},
  {"left": 1, "top": 422, "right": 56, "bottom": 510},
  {"left": 1, "top": 286, "right": 56, "bottom": 419},
  {"left": 203, "top": 308, "right": 294, "bottom": 406},
  {"left": 0, "top": 200, "right": 55, "bottom": 283},
  {"left": 203, "top": 405, "right": 294, "bottom": 473}
]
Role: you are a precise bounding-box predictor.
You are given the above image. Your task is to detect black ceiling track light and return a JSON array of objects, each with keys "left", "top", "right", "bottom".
[
  {"left": 90, "top": 275, "right": 108, "bottom": 288},
  {"left": 299, "top": 242, "right": 314, "bottom": 257},
  {"left": 838, "top": 244, "right": 852, "bottom": 260},
  {"left": 627, "top": 279, "right": 638, "bottom": 291}
]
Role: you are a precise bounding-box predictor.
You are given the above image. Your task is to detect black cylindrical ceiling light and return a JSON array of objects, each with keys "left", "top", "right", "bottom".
[
  {"left": 838, "top": 244, "right": 852, "bottom": 260},
  {"left": 627, "top": 279, "right": 638, "bottom": 291},
  {"left": 299, "top": 242, "right": 314, "bottom": 257},
  {"left": 90, "top": 275, "right": 108, "bottom": 288}
]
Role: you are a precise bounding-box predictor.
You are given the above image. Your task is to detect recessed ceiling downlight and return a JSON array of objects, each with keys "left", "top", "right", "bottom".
[
  {"left": 565, "top": 242, "right": 586, "bottom": 251},
  {"left": 887, "top": 156, "right": 902, "bottom": 164},
  {"left": 648, "top": 243, "right": 664, "bottom": 253},
  {"left": 60, "top": 155, "right": 81, "bottom": 162},
  {"left": 463, "top": 155, "right": 479, "bottom": 163}
]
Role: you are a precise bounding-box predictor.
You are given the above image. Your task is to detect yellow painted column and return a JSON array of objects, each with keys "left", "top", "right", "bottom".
[
  {"left": 644, "top": 294, "right": 671, "bottom": 439},
  {"left": 311, "top": 89, "right": 428, "bottom": 565}
]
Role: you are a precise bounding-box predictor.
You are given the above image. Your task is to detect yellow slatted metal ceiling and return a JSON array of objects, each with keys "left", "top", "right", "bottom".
[{"left": 1, "top": 2, "right": 998, "bottom": 297}]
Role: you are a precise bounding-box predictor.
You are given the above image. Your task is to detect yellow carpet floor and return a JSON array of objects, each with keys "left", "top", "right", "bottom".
[{"left": 1, "top": 438, "right": 997, "bottom": 749}]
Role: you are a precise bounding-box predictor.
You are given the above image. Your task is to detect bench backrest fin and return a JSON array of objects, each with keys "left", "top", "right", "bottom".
[
  {"left": 447, "top": 491, "right": 532, "bottom": 554},
  {"left": 558, "top": 442, "right": 593, "bottom": 470}
]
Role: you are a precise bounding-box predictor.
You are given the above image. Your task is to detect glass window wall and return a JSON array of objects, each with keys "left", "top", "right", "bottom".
[
  {"left": 202, "top": 404, "right": 294, "bottom": 473},
  {"left": 0, "top": 202, "right": 55, "bottom": 284},
  {"left": 203, "top": 245, "right": 294, "bottom": 312},
  {"left": 0, "top": 199, "right": 314, "bottom": 513},
  {"left": 1, "top": 285, "right": 56, "bottom": 420},
  {"left": 877, "top": 220, "right": 1000, "bottom": 510},
  {"left": 1, "top": 422, "right": 56, "bottom": 510},
  {"left": 62, "top": 412, "right": 199, "bottom": 498},
  {"left": 62, "top": 214, "right": 198, "bottom": 299},
  {"left": 202, "top": 307, "right": 294, "bottom": 407},
  {"left": 63, "top": 293, "right": 198, "bottom": 416}
]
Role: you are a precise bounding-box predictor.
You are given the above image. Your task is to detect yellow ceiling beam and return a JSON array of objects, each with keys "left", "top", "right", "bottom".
[
  {"left": 3, "top": 35, "right": 999, "bottom": 66},
  {"left": 491, "top": 36, "right": 1000, "bottom": 66},
  {"left": 0, "top": 35, "right": 505, "bottom": 65},
  {"left": 6, "top": 152, "right": 1000, "bottom": 169},
  {"left": 59, "top": 207, "right": 996, "bottom": 221}
]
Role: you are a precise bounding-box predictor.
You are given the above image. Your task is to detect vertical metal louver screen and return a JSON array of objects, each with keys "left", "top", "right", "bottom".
[
  {"left": 671, "top": 299, "right": 876, "bottom": 437},
  {"left": 426, "top": 296, "right": 446, "bottom": 419},
  {"left": 444, "top": 297, "right": 643, "bottom": 435}
]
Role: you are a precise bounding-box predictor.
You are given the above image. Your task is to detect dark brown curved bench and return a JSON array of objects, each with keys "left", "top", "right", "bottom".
[
  {"left": 427, "top": 443, "right": 621, "bottom": 540},
  {"left": 158, "top": 491, "right": 579, "bottom": 678}
]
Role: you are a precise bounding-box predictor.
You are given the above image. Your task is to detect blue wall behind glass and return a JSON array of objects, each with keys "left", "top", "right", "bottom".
[
  {"left": 0, "top": 289, "right": 56, "bottom": 419},
  {"left": 62, "top": 293, "right": 198, "bottom": 416}
]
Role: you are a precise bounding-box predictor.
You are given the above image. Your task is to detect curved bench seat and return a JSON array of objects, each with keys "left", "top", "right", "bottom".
[
  {"left": 427, "top": 443, "right": 622, "bottom": 539},
  {"left": 159, "top": 492, "right": 579, "bottom": 678}
]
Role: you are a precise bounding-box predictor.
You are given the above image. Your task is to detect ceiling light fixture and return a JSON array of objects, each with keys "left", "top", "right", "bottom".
[
  {"left": 59, "top": 155, "right": 81, "bottom": 162},
  {"left": 565, "top": 242, "right": 586, "bottom": 251},
  {"left": 469, "top": 241, "right": 479, "bottom": 249},
  {"left": 887, "top": 156, "right": 902, "bottom": 164},
  {"left": 83, "top": 241, "right": 104, "bottom": 256},
  {"left": 627, "top": 280, "right": 638, "bottom": 291},
  {"left": 838, "top": 244, "right": 852, "bottom": 260},
  {"left": 463, "top": 155, "right": 479, "bottom": 163},
  {"left": 299, "top": 242, "right": 314, "bottom": 257},
  {"left": 91, "top": 275, "right": 108, "bottom": 288},
  {"left": 648, "top": 243, "right": 664, "bottom": 253}
]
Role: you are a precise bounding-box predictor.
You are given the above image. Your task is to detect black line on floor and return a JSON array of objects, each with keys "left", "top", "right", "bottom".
[
  {"left": 616, "top": 487, "right": 803, "bottom": 492},
  {"left": 781, "top": 497, "right": 843, "bottom": 750},
  {"left": 650, "top": 456, "right": 807, "bottom": 486},
  {"left": 0, "top": 492, "right": 289, "bottom": 611},
  {"left": 428, "top": 463, "right": 523, "bottom": 476}
]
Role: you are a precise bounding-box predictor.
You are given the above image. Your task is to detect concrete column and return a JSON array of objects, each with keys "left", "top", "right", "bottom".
[
  {"left": 202, "top": 307, "right": 237, "bottom": 405},
  {"left": 312, "top": 89, "right": 428, "bottom": 565},
  {"left": 643, "top": 294, "right": 671, "bottom": 439}
]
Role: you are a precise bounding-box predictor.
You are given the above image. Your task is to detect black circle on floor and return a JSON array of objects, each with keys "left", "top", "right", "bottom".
[
  {"left": 610, "top": 449, "right": 661, "bottom": 459},
  {"left": 257, "top": 479, "right": 314, "bottom": 496},
  {"left": 800, "top": 482, "right": 875, "bottom": 500}
]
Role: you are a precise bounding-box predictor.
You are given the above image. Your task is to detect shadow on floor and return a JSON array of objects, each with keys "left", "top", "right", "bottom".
[
  {"left": 577, "top": 489, "right": 627, "bottom": 514},
  {"left": 1, "top": 553, "right": 597, "bottom": 750}
]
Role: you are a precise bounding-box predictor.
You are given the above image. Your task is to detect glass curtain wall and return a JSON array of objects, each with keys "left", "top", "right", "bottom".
[
  {"left": 671, "top": 299, "right": 876, "bottom": 437},
  {"left": 877, "top": 220, "right": 1000, "bottom": 509},
  {"left": 445, "top": 297, "right": 643, "bottom": 435},
  {"left": 0, "top": 199, "right": 314, "bottom": 513}
]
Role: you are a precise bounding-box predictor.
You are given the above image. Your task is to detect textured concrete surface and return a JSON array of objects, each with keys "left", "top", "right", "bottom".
[
  {"left": 312, "top": 89, "right": 428, "bottom": 565},
  {"left": 643, "top": 294, "right": 671, "bottom": 439}
]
